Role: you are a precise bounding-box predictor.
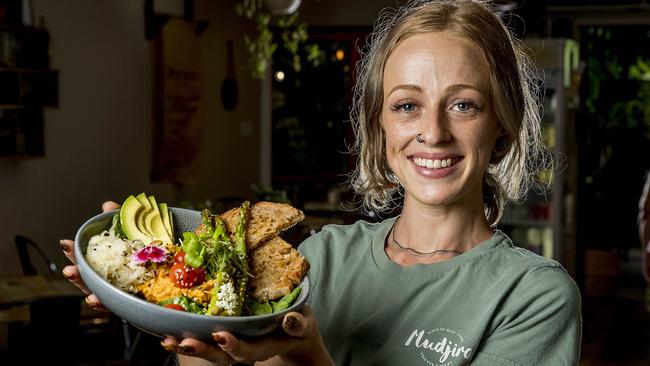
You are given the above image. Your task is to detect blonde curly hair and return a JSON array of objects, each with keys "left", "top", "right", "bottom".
[{"left": 348, "top": 0, "right": 551, "bottom": 225}]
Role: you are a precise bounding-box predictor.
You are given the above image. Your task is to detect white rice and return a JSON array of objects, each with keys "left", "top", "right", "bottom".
[{"left": 85, "top": 222, "right": 154, "bottom": 293}]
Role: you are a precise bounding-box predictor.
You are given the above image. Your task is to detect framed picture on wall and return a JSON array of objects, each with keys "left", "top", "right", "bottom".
[{"left": 151, "top": 19, "right": 204, "bottom": 184}]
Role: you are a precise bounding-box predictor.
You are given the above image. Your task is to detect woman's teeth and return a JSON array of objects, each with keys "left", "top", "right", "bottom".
[{"left": 413, "top": 157, "right": 457, "bottom": 169}]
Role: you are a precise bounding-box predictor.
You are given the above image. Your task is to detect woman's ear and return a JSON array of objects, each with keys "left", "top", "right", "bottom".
[
  {"left": 490, "top": 129, "right": 511, "bottom": 164},
  {"left": 495, "top": 134, "right": 509, "bottom": 151}
]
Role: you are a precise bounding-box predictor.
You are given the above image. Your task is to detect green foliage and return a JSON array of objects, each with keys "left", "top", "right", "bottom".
[
  {"left": 584, "top": 27, "right": 650, "bottom": 132},
  {"left": 235, "top": 0, "right": 315, "bottom": 79}
]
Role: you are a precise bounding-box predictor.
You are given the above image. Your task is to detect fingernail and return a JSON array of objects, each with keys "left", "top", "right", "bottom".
[
  {"left": 213, "top": 333, "right": 226, "bottom": 346},
  {"left": 284, "top": 314, "right": 298, "bottom": 331},
  {"left": 178, "top": 344, "right": 194, "bottom": 355},
  {"left": 62, "top": 267, "right": 76, "bottom": 280},
  {"left": 160, "top": 341, "right": 176, "bottom": 352},
  {"left": 60, "top": 240, "right": 71, "bottom": 253},
  {"left": 85, "top": 296, "right": 98, "bottom": 309}
]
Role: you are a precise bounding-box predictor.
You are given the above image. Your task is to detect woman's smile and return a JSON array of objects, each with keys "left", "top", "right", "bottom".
[{"left": 409, "top": 154, "right": 464, "bottom": 179}]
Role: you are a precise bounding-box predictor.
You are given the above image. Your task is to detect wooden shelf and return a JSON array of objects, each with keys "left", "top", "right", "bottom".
[{"left": 0, "top": 0, "right": 54, "bottom": 160}]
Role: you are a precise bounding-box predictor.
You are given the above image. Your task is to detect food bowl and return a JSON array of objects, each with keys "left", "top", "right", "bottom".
[{"left": 74, "top": 207, "right": 309, "bottom": 341}]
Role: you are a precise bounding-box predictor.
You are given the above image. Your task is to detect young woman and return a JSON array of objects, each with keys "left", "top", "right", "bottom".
[{"left": 61, "top": 1, "right": 581, "bottom": 365}]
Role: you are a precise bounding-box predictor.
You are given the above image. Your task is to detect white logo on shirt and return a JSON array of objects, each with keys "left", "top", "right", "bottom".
[{"left": 404, "top": 328, "right": 473, "bottom": 366}]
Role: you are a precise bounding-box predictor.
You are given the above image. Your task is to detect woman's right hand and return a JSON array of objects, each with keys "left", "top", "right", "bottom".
[
  {"left": 60, "top": 201, "right": 120, "bottom": 311},
  {"left": 168, "top": 305, "right": 334, "bottom": 366}
]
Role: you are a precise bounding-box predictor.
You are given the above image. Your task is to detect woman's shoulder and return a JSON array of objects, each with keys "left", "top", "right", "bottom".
[
  {"left": 491, "top": 232, "right": 561, "bottom": 268},
  {"left": 487, "top": 232, "right": 578, "bottom": 292},
  {"left": 298, "top": 218, "right": 391, "bottom": 254},
  {"left": 310, "top": 218, "right": 389, "bottom": 239}
]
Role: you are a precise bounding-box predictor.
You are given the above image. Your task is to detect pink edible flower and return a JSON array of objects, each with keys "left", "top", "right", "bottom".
[{"left": 132, "top": 245, "right": 168, "bottom": 265}]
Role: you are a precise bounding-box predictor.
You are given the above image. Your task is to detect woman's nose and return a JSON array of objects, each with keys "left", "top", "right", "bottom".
[{"left": 418, "top": 109, "right": 452, "bottom": 145}]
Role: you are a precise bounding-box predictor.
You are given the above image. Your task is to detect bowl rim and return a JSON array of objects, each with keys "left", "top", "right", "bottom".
[{"left": 74, "top": 207, "right": 309, "bottom": 322}]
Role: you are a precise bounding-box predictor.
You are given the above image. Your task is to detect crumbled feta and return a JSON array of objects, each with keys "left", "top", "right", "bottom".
[{"left": 216, "top": 281, "right": 238, "bottom": 315}]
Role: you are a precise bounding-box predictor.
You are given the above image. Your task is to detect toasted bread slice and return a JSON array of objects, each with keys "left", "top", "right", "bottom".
[
  {"left": 220, "top": 201, "right": 305, "bottom": 251},
  {"left": 248, "top": 236, "right": 309, "bottom": 302}
]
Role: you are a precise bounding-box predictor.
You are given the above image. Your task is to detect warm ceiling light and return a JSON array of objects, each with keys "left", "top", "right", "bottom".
[
  {"left": 274, "top": 70, "right": 285, "bottom": 82},
  {"left": 335, "top": 49, "right": 345, "bottom": 61}
]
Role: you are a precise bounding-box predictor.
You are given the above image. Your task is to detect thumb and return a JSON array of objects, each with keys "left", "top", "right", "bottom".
[
  {"left": 282, "top": 310, "right": 311, "bottom": 338},
  {"left": 102, "top": 201, "right": 120, "bottom": 212}
]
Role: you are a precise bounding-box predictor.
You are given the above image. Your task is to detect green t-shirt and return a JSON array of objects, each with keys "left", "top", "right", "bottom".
[{"left": 298, "top": 218, "right": 581, "bottom": 366}]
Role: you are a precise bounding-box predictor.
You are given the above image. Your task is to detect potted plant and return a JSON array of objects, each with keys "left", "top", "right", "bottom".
[
  {"left": 235, "top": 0, "right": 312, "bottom": 79},
  {"left": 580, "top": 26, "right": 650, "bottom": 262}
]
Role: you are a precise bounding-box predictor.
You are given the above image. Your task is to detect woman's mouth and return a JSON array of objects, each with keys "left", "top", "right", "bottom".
[{"left": 412, "top": 157, "right": 461, "bottom": 170}]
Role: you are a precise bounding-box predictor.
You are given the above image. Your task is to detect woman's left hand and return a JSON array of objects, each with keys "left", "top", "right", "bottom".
[{"left": 163, "top": 306, "right": 332, "bottom": 366}]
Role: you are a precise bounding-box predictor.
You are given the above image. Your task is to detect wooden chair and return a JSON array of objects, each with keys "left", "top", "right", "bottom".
[
  {"left": 12, "top": 235, "right": 175, "bottom": 364},
  {"left": 11, "top": 235, "right": 125, "bottom": 363}
]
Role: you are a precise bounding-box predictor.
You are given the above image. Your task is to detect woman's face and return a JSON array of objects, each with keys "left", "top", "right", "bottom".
[{"left": 382, "top": 31, "right": 499, "bottom": 209}]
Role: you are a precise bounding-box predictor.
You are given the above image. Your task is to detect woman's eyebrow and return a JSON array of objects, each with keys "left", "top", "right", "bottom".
[
  {"left": 387, "top": 84, "right": 422, "bottom": 96},
  {"left": 387, "top": 83, "right": 486, "bottom": 98},
  {"left": 444, "top": 84, "right": 485, "bottom": 95}
]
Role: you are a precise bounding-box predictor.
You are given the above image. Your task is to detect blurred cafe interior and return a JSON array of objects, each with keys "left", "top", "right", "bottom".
[{"left": 0, "top": 0, "right": 649, "bottom": 364}]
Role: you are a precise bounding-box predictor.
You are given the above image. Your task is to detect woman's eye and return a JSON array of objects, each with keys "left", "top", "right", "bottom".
[
  {"left": 451, "top": 100, "right": 477, "bottom": 113},
  {"left": 391, "top": 103, "right": 417, "bottom": 113},
  {"left": 402, "top": 103, "right": 416, "bottom": 112}
]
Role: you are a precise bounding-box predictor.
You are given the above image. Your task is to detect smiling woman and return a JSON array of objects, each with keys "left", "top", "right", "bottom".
[
  {"left": 381, "top": 32, "right": 499, "bottom": 219},
  {"left": 61, "top": 1, "right": 580, "bottom": 365}
]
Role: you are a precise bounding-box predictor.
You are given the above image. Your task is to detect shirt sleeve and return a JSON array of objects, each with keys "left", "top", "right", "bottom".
[
  {"left": 471, "top": 266, "right": 582, "bottom": 366},
  {"left": 297, "top": 232, "right": 323, "bottom": 305}
]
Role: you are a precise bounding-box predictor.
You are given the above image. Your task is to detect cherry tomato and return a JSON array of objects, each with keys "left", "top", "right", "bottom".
[
  {"left": 169, "top": 262, "right": 205, "bottom": 288},
  {"left": 164, "top": 304, "right": 185, "bottom": 311},
  {"left": 173, "top": 251, "right": 186, "bottom": 264}
]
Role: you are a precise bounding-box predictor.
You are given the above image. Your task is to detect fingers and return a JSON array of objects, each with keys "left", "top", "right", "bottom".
[
  {"left": 213, "top": 332, "right": 264, "bottom": 362},
  {"left": 213, "top": 331, "right": 299, "bottom": 363},
  {"left": 61, "top": 265, "right": 108, "bottom": 311},
  {"left": 282, "top": 309, "right": 312, "bottom": 338},
  {"left": 62, "top": 265, "right": 89, "bottom": 293},
  {"left": 60, "top": 199, "right": 118, "bottom": 263},
  {"left": 58, "top": 201, "right": 119, "bottom": 314},
  {"left": 60, "top": 239, "right": 75, "bottom": 263},
  {"left": 102, "top": 201, "right": 120, "bottom": 212},
  {"left": 213, "top": 307, "right": 318, "bottom": 363},
  {"left": 162, "top": 337, "right": 235, "bottom": 366},
  {"left": 84, "top": 294, "right": 109, "bottom": 312},
  {"left": 160, "top": 337, "right": 178, "bottom": 353}
]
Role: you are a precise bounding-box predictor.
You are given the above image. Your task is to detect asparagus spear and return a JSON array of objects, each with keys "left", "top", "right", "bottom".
[{"left": 232, "top": 201, "right": 250, "bottom": 315}]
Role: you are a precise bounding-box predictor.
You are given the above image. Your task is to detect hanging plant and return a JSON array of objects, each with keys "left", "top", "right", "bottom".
[{"left": 235, "top": 0, "right": 311, "bottom": 79}]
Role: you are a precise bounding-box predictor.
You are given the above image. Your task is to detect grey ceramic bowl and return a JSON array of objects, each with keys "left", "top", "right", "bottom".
[{"left": 74, "top": 207, "right": 309, "bottom": 341}]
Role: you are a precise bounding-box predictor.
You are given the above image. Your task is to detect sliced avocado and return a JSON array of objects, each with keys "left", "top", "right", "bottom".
[
  {"left": 135, "top": 192, "right": 152, "bottom": 209},
  {"left": 120, "top": 195, "right": 150, "bottom": 243},
  {"left": 135, "top": 204, "right": 155, "bottom": 240},
  {"left": 168, "top": 210, "right": 175, "bottom": 243},
  {"left": 135, "top": 193, "right": 156, "bottom": 237},
  {"left": 158, "top": 202, "right": 174, "bottom": 239},
  {"left": 147, "top": 195, "right": 172, "bottom": 243}
]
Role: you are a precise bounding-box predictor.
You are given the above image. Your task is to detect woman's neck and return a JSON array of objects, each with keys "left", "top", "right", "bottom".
[{"left": 385, "top": 197, "right": 494, "bottom": 266}]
